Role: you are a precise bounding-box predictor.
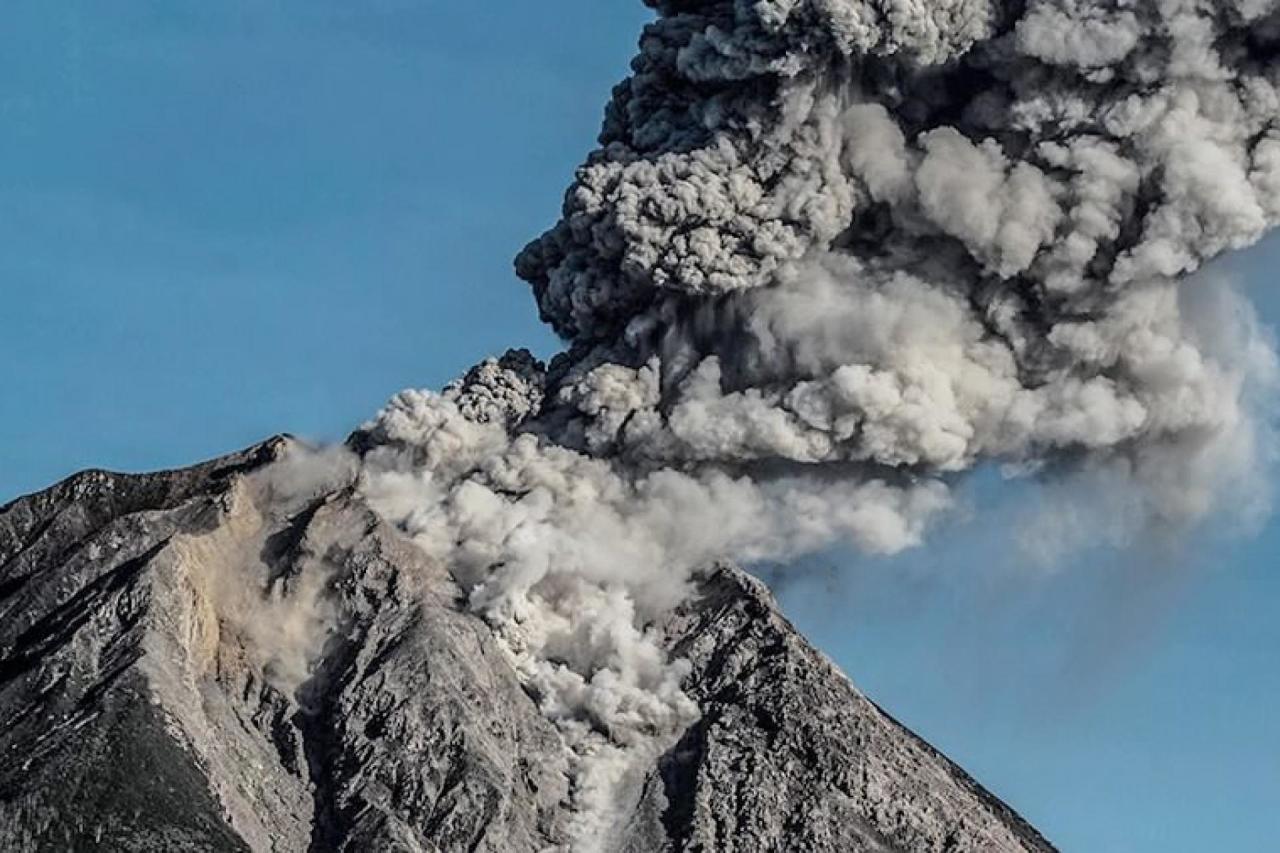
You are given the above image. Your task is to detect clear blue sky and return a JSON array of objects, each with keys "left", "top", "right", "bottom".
[{"left": 1, "top": 5, "right": 1276, "bottom": 850}]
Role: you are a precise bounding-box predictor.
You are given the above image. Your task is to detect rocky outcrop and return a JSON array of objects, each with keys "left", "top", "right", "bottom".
[
  {"left": 0, "top": 440, "right": 1054, "bottom": 852},
  {"left": 637, "top": 569, "right": 1053, "bottom": 852}
]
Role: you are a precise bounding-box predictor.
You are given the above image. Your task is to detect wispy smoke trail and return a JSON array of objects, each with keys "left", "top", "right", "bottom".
[{"left": 328, "top": 2, "right": 1280, "bottom": 848}]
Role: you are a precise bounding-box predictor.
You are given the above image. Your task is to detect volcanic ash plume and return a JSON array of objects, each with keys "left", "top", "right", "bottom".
[{"left": 345, "top": 1, "right": 1280, "bottom": 847}]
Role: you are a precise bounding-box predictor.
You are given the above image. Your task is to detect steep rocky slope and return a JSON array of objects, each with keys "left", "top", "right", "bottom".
[{"left": 0, "top": 439, "right": 1054, "bottom": 852}]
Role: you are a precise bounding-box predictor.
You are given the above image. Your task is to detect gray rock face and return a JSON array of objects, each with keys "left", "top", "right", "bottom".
[
  {"left": 0, "top": 440, "right": 1054, "bottom": 852},
  {"left": 638, "top": 570, "right": 1054, "bottom": 852}
]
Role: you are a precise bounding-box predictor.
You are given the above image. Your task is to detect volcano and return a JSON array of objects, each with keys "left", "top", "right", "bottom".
[{"left": 0, "top": 439, "right": 1053, "bottom": 852}]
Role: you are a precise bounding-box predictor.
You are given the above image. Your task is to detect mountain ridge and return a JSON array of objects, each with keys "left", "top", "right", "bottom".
[{"left": 0, "top": 438, "right": 1055, "bottom": 852}]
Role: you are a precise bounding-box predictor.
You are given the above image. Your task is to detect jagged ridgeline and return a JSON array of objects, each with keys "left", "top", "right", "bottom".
[{"left": 3, "top": 1, "right": 1278, "bottom": 851}]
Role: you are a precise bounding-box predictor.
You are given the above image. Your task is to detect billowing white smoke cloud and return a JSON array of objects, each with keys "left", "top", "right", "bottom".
[
  {"left": 332, "top": 1, "right": 1280, "bottom": 848},
  {"left": 356, "top": 374, "right": 949, "bottom": 843}
]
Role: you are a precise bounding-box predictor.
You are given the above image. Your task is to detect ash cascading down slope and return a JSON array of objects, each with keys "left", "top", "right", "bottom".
[{"left": 351, "top": 0, "right": 1280, "bottom": 843}]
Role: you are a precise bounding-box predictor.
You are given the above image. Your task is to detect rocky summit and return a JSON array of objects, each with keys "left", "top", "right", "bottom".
[{"left": 0, "top": 438, "right": 1054, "bottom": 852}]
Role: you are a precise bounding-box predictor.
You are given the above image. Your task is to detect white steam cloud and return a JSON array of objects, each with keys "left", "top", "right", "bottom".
[{"left": 268, "top": 2, "right": 1280, "bottom": 849}]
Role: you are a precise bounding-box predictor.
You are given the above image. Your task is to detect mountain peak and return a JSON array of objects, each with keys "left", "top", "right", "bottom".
[{"left": 0, "top": 441, "right": 1054, "bottom": 852}]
